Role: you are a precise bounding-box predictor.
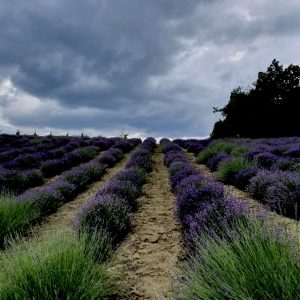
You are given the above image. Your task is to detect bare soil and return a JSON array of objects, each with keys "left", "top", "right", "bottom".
[
  {"left": 184, "top": 150, "right": 300, "bottom": 235},
  {"left": 109, "top": 148, "right": 182, "bottom": 299},
  {"left": 35, "top": 151, "right": 134, "bottom": 234}
]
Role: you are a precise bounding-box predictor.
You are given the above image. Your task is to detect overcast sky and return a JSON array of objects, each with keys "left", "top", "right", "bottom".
[{"left": 0, "top": 0, "right": 300, "bottom": 138}]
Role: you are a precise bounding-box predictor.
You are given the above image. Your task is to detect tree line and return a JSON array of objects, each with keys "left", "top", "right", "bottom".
[{"left": 211, "top": 59, "right": 300, "bottom": 138}]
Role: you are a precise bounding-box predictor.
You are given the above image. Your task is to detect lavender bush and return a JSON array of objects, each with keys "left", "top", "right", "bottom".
[
  {"left": 206, "top": 152, "right": 231, "bottom": 171},
  {"left": 76, "top": 194, "right": 131, "bottom": 244},
  {"left": 75, "top": 138, "right": 155, "bottom": 246},
  {"left": 247, "top": 170, "right": 300, "bottom": 219},
  {"left": 160, "top": 139, "right": 248, "bottom": 248}
]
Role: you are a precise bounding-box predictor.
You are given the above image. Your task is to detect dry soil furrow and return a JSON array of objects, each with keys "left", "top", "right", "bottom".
[
  {"left": 35, "top": 150, "right": 134, "bottom": 234},
  {"left": 184, "top": 150, "right": 300, "bottom": 235},
  {"left": 109, "top": 149, "right": 181, "bottom": 300}
]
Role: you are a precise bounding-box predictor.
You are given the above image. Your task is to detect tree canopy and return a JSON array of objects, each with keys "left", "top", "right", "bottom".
[{"left": 211, "top": 59, "right": 300, "bottom": 138}]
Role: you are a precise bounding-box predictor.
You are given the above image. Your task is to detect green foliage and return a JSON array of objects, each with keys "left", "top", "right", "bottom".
[
  {"left": 177, "top": 219, "right": 300, "bottom": 300},
  {"left": 29, "top": 138, "right": 41, "bottom": 145},
  {"left": 0, "top": 231, "right": 114, "bottom": 300},
  {"left": 212, "top": 59, "right": 300, "bottom": 138},
  {"left": 79, "top": 148, "right": 98, "bottom": 161},
  {"left": 196, "top": 141, "right": 247, "bottom": 164},
  {"left": 0, "top": 194, "right": 39, "bottom": 248},
  {"left": 217, "top": 157, "right": 253, "bottom": 184}
]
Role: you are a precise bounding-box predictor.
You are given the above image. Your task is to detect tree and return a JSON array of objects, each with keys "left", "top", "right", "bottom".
[{"left": 211, "top": 59, "right": 300, "bottom": 138}]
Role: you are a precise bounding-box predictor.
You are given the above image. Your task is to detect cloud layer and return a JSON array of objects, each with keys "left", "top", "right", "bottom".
[{"left": 0, "top": 0, "right": 300, "bottom": 137}]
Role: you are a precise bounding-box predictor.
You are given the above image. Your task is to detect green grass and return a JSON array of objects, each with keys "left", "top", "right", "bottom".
[
  {"left": 0, "top": 231, "right": 115, "bottom": 299},
  {"left": 0, "top": 194, "right": 39, "bottom": 248},
  {"left": 196, "top": 141, "right": 247, "bottom": 164},
  {"left": 177, "top": 220, "right": 300, "bottom": 300},
  {"left": 217, "top": 157, "right": 253, "bottom": 184}
]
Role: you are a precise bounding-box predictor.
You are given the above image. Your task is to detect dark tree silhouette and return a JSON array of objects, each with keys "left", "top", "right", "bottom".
[{"left": 211, "top": 59, "right": 300, "bottom": 138}]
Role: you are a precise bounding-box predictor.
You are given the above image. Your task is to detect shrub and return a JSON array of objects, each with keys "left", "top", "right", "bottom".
[
  {"left": 164, "top": 150, "right": 189, "bottom": 167},
  {"left": 75, "top": 194, "right": 131, "bottom": 245},
  {"left": 233, "top": 166, "right": 258, "bottom": 190},
  {"left": 253, "top": 151, "right": 279, "bottom": 168},
  {"left": 176, "top": 177, "right": 224, "bottom": 223},
  {"left": 126, "top": 153, "right": 152, "bottom": 172},
  {"left": 217, "top": 157, "right": 253, "bottom": 184},
  {"left": 49, "top": 179, "right": 76, "bottom": 202},
  {"left": 99, "top": 180, "right": 140, "bottom": 210},
  {"left": 206, "top": 152, "right": 231, "bottom": 171},
  {"left": 196, "top": 142, "right": 247, "bottom": 164},
  {"left": 177, "top": 220, "right": 300, "bottom": 300},
  {"left": 0, "top": 168, "right": 44, "bottom": 195},
  {"left": 0, "top": 194, "right": 39, "bottom": 248},
  {"left": 161, "top": 143, "right": 181, "bottom": 154},
  {"left": 62, "top": 165, "right": 95, "bottom": 191},
  {"left": 17, "top": 185, "right": 64, "bottom": 216},
  {"left": 114, "top": 168, "right": 146, "bottom": 187},
  {"left": 41, "top": 158, "right": 68, "bottom": 177},
  {"left": 98, "top": 148, "right": 123, "bottom": 166},
  {"left": 77, "top": 146, "right": 99, "bottom": 162},
  {"left": 247, "top": 170, "right": 300, "bottom": 218},
  {"left": 0, "top": 231, "right": 114, "bottom": 299},
  {"left": 170, "top": 164, "right": 199, "bottom": 190},
  {"left": 265, "top": 181, "right": 300, "bottom": 219},
  {"left": 182, "top": 198, "right": 248, "bottom": 245}
]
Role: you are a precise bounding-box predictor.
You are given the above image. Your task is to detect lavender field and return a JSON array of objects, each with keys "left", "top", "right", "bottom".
[{"left": 0, "top": 134, "right": 300, "bottom": 299}]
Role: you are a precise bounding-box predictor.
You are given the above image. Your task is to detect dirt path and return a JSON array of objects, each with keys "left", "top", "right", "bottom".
[
  {"left": 184, "top": 150, "right": 300, "bottom": 234},
  {"left": 109, "top": 148, "right": 182, "bottom": 299},
  {"left": 35, "top": 151, "right": 134, "bottom": 234}
]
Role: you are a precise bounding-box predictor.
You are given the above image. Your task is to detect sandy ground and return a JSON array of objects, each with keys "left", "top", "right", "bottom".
[
  {"left": 109, "top": 148, "right": 182, "bottom": 300},
  {"left": 34, "top": 150, "right": 134, "bottom": 234},
  {"left": 184, "top": 150, "right": 300, "bottom": 236}
]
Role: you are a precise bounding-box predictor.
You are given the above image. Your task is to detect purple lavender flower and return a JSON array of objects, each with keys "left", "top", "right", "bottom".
[
  {"left": 170, "top": 164, "right": 200, "bottom": 190},
  {"left": 183, "top": 198, "right": 248, "bottom": 246},
  {"left": 49, "top": 178, "right": 76, "bottom": 201},
  {"left": 233, "top": 166, "right": 258, "bottom": 190},
  {"left": 114, "top": 168, "right": 146, "bottom": 187},
  {"left": 17, "top": 185, "right": 64, "bottom": 216},
  {"left": 207, "top": 152, "right": 231, "bottom": 171},
  {"left": 164, "top": 150, "right": 189, "bottom": 167},
  {"left": 75, "top": 193, "right": 130, "bottom": 244},
  {"left": 98, "top": 148, "right": 123, "bottom": 166},
  {"left": 253, "top": 152, "right": 279, "bottom": 168},
  {"left": 97, "top": 180, "right": 140, "bottom": 210},
  {"left": 176, "top": 177, "right": 224, "bottom": 222}
]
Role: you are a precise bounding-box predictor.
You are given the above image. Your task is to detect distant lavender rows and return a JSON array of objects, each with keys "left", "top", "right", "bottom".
[
  {"left": 0, "top": 137, "right": 118, "bottom": 194},
  {"left": 0, "top": 134, "right": 66, "bottom": 154},
  {"left": 74, "top": 137, "right": 156, "bottom": 246},
  {"left": 0, "top": 135, "right": 77, "bottom": 163},
  {"left": 16, "top": 138, "right": 141, "bottom": 222},
  {"left": 160, "top": 139, "right": 248, "bottom": 247},
  {"left": 176, "top": 137, "right": 300, "bottom": 220}
]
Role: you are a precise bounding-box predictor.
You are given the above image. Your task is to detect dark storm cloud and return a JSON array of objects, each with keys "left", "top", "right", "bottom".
[
  {"left": 1, "top": 0, "right": 198, "bottom": 105},
  {"left": 0, "top": 0, "right": 300, "bottom": 137}
]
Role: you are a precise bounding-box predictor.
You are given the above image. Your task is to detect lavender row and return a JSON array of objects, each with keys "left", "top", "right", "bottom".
[
  {"left": 74, "top": 137, "right": 156, "bottom": 246},
  {"left": 0, "top": 135, "right": 72, "bottom": 163},
  {"left": 0, "top": 140, "right": 113, "bottom": 195},
  {"left": 0, "top": 134, "right": 68, "bottom": 153},
  {"left": 160, "top": 139, "right": 247, "bottom": 246},
  {"left": 40, "top": 137, "right": 137, "bottom": 177},
  {"left": 0, "top": 136, "right": 113, "bottom": 170},
  {"left": 192, "top": 138, "right": 300, "bottom": 220},
  {"left": 16, "top": 138, "right": 140, "bottom": 222},
  {"left": 203, "top": 137, "right": 300, "bottom": 171},
  {"left": 6, "top": 136, "right": 138, "bottom": 192},
  {"left": 173, "top": 138, "right": 210, "bottom": 156}
]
